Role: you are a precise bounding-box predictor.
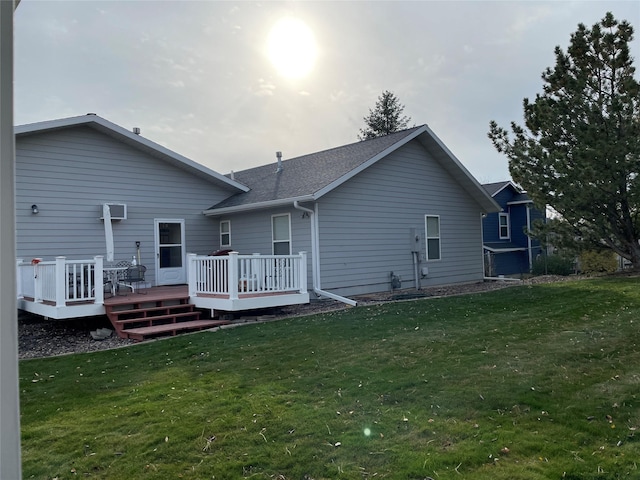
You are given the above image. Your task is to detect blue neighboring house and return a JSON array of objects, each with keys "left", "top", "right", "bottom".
[{"left": 482, "top": 181, "right": 545, "bottom": 277}]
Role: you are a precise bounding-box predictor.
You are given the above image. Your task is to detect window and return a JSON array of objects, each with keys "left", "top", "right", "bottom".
[
  {"left": 220, "top": 220, "right": 231, "bottom": 247},
  {"left": 272, "top": 214, "right": 291, "bottom": 255},
  {"left": 425, "top": 215, "right": 441, "bottom": 261},
  {"left": 499, "top": 213, "right": 510, "bottom": 239}
]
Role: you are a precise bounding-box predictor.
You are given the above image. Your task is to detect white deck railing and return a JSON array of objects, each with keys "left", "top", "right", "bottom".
[
  {"left": 17, "top": 256, "right": 105, "bottom": 307},
  {"left": 188, "top": 251, "right": 307, "bottom": 300},
  {"left": 17, "top": 252, "right": 308, "bottom": 309}
]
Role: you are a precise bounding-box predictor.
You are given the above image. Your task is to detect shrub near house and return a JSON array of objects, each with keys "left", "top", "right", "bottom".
[{"left": 579, "top": 250, "right": 617, "bottom": 275}]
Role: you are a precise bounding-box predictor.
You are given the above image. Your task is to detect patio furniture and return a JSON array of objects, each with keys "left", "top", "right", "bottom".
[{"left": 119, "top": 265, "right": 147, "bottom": 294}]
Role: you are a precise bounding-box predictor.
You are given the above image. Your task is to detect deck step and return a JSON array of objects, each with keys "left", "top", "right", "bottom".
[
  {"left": 124, "top": 319, "right": 228, "bottom": 341},
  {"left": 110, "top": 305, "right": 196, "bottom": 321},
  {"left": 104, "top": 294, "right": 219, "bottom": 341},
  {"left": 114, "top": 311, "right": 201, "bottom": 327}
]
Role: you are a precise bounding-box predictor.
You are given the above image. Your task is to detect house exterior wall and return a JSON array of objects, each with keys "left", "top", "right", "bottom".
[
  {"left": 315, "top": 139, "right": 486, "bottom": 296},
  {"left": 16, "top": 126, "right": 233, "bottom": 285},
  {"left": 215, "top": 208, "right": 312, "bottom": 256}
]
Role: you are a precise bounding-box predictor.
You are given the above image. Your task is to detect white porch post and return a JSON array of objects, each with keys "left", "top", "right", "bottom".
[
  {"left": 187, "top": 253, "right": 197, "bottom": 297},
  {"left": 55, "top": 256, "right": 67, "bottom": 307},
  {"left": 228, "top": 251, "right": 239, "bottom": 300},
  {"left": 0, "top": 0, "right": 22, "bottom": 477},
  {"left": 298, "top": 251, "right": 307, "bottom": 294},
  {"left": 16, "top": 258, "right": 23, "bottom": 298},
  {"left": 94, "top": 255, "right": 104, "bottom": 305},
  {"left": 33, "top": 258, "right": 43, "bottom": 303}
]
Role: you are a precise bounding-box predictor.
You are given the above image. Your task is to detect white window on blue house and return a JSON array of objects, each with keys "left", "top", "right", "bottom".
[
  {"left": 499, "top": 212, "right": 510, "bottom": 239},
  {"left": 220, "top": 220, "right": 231, "bottom": 247},
  {"left": 425, "top": 215, "right": 441, "bottom": 261},
  {"left": 272, "top": 214, "right": 291, "bottom": 255}
]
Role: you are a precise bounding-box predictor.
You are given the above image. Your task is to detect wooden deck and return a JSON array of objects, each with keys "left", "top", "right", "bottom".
[
  {"left": 104, "top": 285, "right": 229, "bottom": 341},
  {"left": 104, "top": 285, "right": 190, "bottom": 306},
  {"left": 19, "top": 283, "right": 309, "bottom": 322}
]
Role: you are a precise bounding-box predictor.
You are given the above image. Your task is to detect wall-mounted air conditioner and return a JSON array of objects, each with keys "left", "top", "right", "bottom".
[{"left": 102, "top": 203, "right": 127, "bottom": 220}]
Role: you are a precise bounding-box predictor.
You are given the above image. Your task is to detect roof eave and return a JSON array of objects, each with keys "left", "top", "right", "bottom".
[
  {"left": 483, "top": 245, "right": 527, "bottom": 253},
  {"left": 203, "top": 195, "right": 315, "bottom": 216},
  {"left": 507, "top": 199, "right": 533, "bottom": 206}
]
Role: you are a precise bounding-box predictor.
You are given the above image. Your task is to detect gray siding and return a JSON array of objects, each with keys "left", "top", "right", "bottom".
[
  {"left": 316, "top": 139, "right": 485, "bottom": 296},
  {"left": 16, "top": 126, "right": 234, "bottom": 285}
]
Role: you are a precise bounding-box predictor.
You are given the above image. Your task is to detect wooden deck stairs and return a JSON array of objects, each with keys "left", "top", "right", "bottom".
[{"left": 104, "top": 287, "right": 229, "bottom": 341}]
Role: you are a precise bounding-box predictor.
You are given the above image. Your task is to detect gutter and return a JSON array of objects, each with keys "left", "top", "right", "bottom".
[
  {"left": 204, "top": 195, "right": 315, "bottom": 216},
  {"left": 293, "top": 201, "right": 358, "bottom": 307}
]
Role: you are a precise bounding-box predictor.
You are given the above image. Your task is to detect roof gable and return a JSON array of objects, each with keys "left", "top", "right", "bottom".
[
  {"left": 210, "top": 127, "right": 423, "bottom": 210},
  {"left": 207, "top": 125, "right": 500, "bottom": 214},
  {"left": 15, "top": 114, "right": 249, "bottom": 193},
  {"left": 482, "top": 181, "right": 533, "bottom": 205},
  {"left": 483, "top": 181, "right": 519, "bottom": 197}
]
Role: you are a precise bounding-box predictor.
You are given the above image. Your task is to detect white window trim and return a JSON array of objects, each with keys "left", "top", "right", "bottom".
[
  {"left": 499, "top": 212, "right": 510, "bottom": 240},
  {"left": 220, "top": 220, "right": 231, "bottom": 248},
  {"left": 271, "top": 213, "right": 292, "bottom": 255},
  {"left": 425, "top": 214, "right": 441, "bottom": 261}
]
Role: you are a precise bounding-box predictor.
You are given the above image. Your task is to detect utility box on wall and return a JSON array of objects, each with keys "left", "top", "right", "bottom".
[{"left": 409, "top": 228, "right": 420, "bottom": 253}]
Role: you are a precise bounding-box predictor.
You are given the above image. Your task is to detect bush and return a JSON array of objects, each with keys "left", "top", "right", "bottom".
[
  {"left": 532, "top": 254, "right": 574, "bottom": 276},
  {"left": 579, "top": 250, "right": 617, "bottom": 275}
]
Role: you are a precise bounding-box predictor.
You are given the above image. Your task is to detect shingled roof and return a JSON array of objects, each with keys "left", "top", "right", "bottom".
[{"left": 206, "top": 125, "right": 500, "bottom": 214}]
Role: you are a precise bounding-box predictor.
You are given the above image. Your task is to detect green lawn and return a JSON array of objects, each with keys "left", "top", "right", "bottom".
[{"left": 20, "top": 277, "right": 640, "bottom": 479}]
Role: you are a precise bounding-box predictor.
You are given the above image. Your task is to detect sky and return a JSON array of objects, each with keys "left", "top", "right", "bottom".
[{"left": 13, "top": 0, "right": 640, "bottom": 184}]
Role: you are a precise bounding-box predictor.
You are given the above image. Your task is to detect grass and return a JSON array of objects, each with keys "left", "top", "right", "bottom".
[{"left": 20, "top": 276, "right": 640, "bottom": 479}]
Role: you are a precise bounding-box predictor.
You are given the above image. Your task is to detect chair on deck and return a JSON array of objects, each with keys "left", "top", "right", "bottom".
[
  {"left": 119, "top": 265, "right": 147, "bottom": 294},
  {"left": 91, "top": 272, "right": 113, "bottom": 297}
]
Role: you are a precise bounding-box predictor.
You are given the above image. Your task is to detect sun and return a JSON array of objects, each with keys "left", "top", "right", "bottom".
[{"left": 267, "top": 17, "right": 317, "bottom": 80}]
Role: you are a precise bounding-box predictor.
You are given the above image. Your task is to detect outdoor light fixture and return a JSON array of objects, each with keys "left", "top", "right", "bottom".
[{"left": 31, "top": 204, "right": 39, "bottom": 214}]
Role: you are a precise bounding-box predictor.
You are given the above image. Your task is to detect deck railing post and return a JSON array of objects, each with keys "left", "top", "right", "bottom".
[
  {"left": 187, "top": 253, "right": 197, "bottom": 297},
  {"left": 298, "top": 251, "right": 307, "bottom": 294},
  {"left": 94, "top": 256, "right": 104, "bottom": 305},
  {"left": 32, "top": 258, "right": 43, "bottom": 303},
  {"left": 228, "top": 251, "right": 239, "bottom": 300},
  {"left": 55, "top": 256, "right": 66, "bottom": 307},
  {"left": 16, "top": 259, "right": 23, "bottom": 299}
]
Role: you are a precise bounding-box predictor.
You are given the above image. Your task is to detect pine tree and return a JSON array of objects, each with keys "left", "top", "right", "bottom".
[
  {"left": 358, "top": 90, "right": 412, "bottom": 140},
  {"left": 489, "top": 12, "right": 640, "bottom": 268}
]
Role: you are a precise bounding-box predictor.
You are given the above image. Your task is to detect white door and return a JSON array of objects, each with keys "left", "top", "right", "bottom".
[{"left": 155, "top": 219, "right": 186, "bottom": 285}]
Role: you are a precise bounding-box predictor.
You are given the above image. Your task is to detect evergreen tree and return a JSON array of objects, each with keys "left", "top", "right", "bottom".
[
  {"left": 358, "top": 90, "right": 412, "bottom": 140},
  {"left": 488, "top": 12, "right": 640, "bottom": 268}
]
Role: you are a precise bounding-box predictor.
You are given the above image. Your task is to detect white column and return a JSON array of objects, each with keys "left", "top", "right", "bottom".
[
  {"left": 33, "top": 259, "right": 43, "bottom": 303},
  {"left": 187, "top": 253, "right": 197, "bottom": 297},
  {"left": 228, "top": 251, "right": 239, "bottom": 300},
  {"left": 16, "top": 258, "right": 23, "bottom": 298},
  {"left": 94, "top": 256, "right": 104, "bottom": 305},
  {"left": 0, "top": 1, "right": 22, "bottom": 477},
  {"left": 298, "top": 252, "right": 307, "bottom": 293},
  {"left": 55, "top": 256, "right": 67, "bottom": 307}
]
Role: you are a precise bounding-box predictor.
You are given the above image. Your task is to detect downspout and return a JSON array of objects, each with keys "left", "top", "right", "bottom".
[{"left": 293, "top": 201, "right": 357, "bottom": 306}]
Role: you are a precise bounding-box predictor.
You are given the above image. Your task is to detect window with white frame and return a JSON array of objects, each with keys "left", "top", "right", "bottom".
[
  {"left": 272, "top": 214, "right": 291, "bottom": 255},
  {"left": 220, "top": 220, "right": 231, "bottom": 247},
  {"left": 499, "top": 212, "right": 510, "bottom": 239},
  {"left": 425, "top": 215, "right": 441, "bottom": 261}
]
